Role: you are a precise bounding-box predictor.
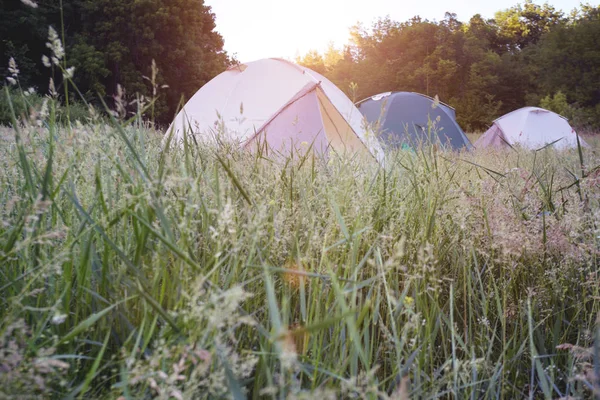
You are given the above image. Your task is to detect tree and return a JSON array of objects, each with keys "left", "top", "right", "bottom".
[
  {"left": 532, "top": 5, "right": 600, "bottom": 128},
  {"left": 494, "top": 0, "right": 565, "bottom": 51},
  {"left": 296, "top": 50, "right": 326, "bottom": 74},
  {"left": 1, "top": 0, "right": 230, "bottom": 124},
  {"left": 540, "top": 91, "right": 574, "bottom": 118},
  {"left": 298, "top": 3, "right": 600, "bottom": 131}
]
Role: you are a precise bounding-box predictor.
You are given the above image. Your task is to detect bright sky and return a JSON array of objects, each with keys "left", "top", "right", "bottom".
[{"left": 205, "top": 0, "right": 583, "bottom": 62}]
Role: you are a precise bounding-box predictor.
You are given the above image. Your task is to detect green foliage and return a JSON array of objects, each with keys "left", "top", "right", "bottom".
[
  {"left": 296, "top": 50, "right": 328, "bottom": 74},
  {"left": 494, "top": 0, "right": 565, "bottom": 50},
  {"left": 0, "top": 86, "right": 44, "bottom": 125},
  {"left": 532, "top": 6, "right": 600, "bottom": 129},
  {"left": 540, "top": 91, "right": 574, "bottom": 119},
  {"left": 298, "top": 4, "right": 600, "bottom": 131},
  {"left": 1, "top": 85, "right": 96, "bottom": 126},
  {"left": 0, "top": 0, "right": 229, "bottom": 124}
]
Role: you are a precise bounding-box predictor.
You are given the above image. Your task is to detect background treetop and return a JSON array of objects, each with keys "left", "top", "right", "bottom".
[{"left": 298, "top": 1, "right": 600, "bottom": 131}]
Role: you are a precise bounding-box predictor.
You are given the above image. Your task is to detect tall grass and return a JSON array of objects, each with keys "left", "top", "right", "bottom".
[{"left": 0, "top": 99, "right": 599, "bottom": 398}]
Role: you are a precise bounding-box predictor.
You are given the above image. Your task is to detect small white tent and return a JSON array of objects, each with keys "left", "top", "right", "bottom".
[
  {"left": 167, "top": 58, "right": 383, "bottom": 162},
  {"left": 475, "top": 107, "right": 588, "bottom": 150}
]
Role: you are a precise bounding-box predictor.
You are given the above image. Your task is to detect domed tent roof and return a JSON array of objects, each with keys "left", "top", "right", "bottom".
[
  {"left": 356, "top": 92, "right": 472, "bottom": 150},
  {"left": 166, "top": 58, "right": 383, "bottom": 163},
  {"left": 475, "top": 107, "right": 588, "bottom": 150}
]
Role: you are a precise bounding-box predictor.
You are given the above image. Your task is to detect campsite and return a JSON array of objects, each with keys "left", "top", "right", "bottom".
[{"left": 1, "top": 0, "right": 599, "bottom": 399}]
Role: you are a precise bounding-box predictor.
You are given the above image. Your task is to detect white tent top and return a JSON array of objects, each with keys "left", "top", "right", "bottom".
[
  {"left": 167, "top": 58, "right": 383, "bottom": 162},
  {"left": 476, "top": 106, "right": 587, "bottom": 150}
]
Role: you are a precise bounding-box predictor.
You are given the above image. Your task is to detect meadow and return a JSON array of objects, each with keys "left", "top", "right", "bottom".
[{"left": 0, "top": 106, "right": 599, "bottom": 399}]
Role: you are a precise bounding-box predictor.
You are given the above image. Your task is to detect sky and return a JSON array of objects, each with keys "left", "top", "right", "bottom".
[{"left": 205, "top": 0, "right": 584, "bottom": 62}]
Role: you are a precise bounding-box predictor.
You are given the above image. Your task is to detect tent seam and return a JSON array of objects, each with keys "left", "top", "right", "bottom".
[
  {"left": 316, "top": 87, "right": 379, "bottom": 162},
  {"left": 242, "top": 82, "right": 319, "bottom": 148}
]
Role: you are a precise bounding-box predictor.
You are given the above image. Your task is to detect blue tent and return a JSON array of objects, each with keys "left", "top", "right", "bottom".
[{"left": 356, "top": 92, "right": 472, "bottom": 150}]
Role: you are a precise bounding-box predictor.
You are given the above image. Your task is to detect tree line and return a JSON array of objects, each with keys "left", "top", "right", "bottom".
[
  {"left": 2, "top": 1, "right": 599, "bottom": 130},
  {"left": 298, "top": 2, "right": 600, "bottom": 131}
]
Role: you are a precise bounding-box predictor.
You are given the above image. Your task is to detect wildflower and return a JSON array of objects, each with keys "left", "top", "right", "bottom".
[
  {"left": 278, "top": 328, "right": 298, "bottom": 370},
  {"left": 48, "top": 78, "right": 57, "bottom": 97},
  {"left": 478, "top": 316, "right": 490, "bottom": 328},
  {"left": 8, "top": 58, "right": 19, "bottom": 77},
  {"left": 62, "top": 66, "right": 75, "bottom": 80},
  {"left": 404, "top": 296, "right": 414, "bottom": 307},
  {"left": 20, "top": 0, "right": 38, "bottom": 7},
  {"left": 113, "top": 84, "right": 127, "bottom": 118},
  {"left": 88, "top": 104, "right": 99, "bottom": 120},
  {"left": 6, "top": 77, "right": 17, "bottom": 86},
  {"left": 41, "top": 55, "right": 51, "bottom": 68},
  {"left": 259, "top": 386, "right": 278, "bottom": 396},
  {"left": 46, "top": 27, "right": 64, "bottom": 63},
  {"left": 51, "top": 312, "right": 67, "bottom": 325},
  {"left": 24, "top": 87, "right": 35, "bottom": 97},
  {"left": 40, "top": 99, "right": 49, "bottom": 119}
]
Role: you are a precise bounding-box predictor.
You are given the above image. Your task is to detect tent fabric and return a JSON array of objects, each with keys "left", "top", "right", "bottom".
[
  {"left": 356, "top": 91, "right": 472, "bottom": 150},
  {"left": 474, "top": 124, "right": 508, "bottom": 148},
  {"left": 167, "top": 58, "right": 384, "bottom": 163},
  {"left": 475, "top": 107, "right": 588, "bottom": 150},
  {"left": 244, "top": 87, "right": 328, "bottom": 153}
]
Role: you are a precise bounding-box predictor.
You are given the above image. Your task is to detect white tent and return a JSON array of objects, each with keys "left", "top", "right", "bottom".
[
  {"left": 475, "top": 107, "right": 588, "bottom": 150},
  {"left": 167, "top": 58, "right": 383, "bottom": 163}
]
